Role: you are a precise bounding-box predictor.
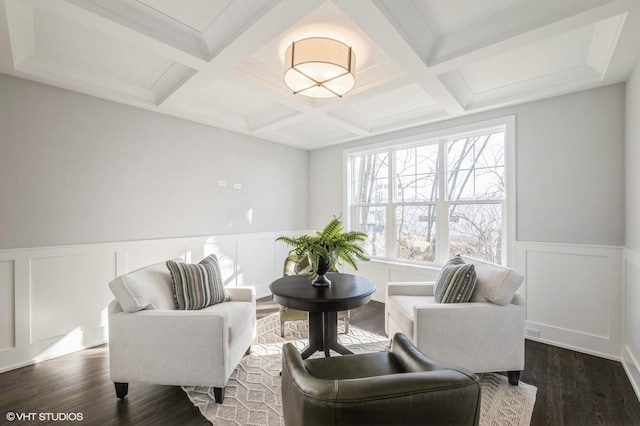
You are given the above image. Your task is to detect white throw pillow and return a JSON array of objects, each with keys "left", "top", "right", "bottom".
[
  {"left": 109, "top": 261, "right": 177, "bottom": 312},
  {"left": 462, "top": 256, "right": 523, "bottom": 305}
]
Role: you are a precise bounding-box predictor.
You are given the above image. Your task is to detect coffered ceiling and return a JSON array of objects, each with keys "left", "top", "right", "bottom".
[{"left": 1, "top": 0, "right": 639, "bottom": 150}]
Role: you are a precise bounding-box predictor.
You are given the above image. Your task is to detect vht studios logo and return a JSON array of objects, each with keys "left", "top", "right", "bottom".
[{"left": 5, "top": 411, "right": 84, "bottom": 422}]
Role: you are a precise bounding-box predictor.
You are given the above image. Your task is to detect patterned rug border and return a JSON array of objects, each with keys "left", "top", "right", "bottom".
[{"left": 184, "top": 313, "right": 536, "bottom": 425}]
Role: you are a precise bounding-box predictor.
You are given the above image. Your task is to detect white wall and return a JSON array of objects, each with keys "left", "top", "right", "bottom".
[
  {"left": 0, "top": 73, "right": 309, "bottom": 249},
  {"left": 0, "top": 72, "right": 311, "bottom": 372},
  {"left": 309, "top": 84, "right": 626, "bottom": 360},
  {"left": 624, "top": 58, "right": 640, "bottom": 398},
  {"left": 627, "top": 61, "right": 640, "bottom": 254}
]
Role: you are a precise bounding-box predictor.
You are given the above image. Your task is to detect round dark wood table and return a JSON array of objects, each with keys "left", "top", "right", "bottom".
[{"left": 269, "top": 272, "right": 376, "bottom": 359}]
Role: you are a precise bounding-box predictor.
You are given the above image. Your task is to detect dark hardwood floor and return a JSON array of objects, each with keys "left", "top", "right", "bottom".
[{"left": 1, "top": 297, "right": 639, "bottom": 425}]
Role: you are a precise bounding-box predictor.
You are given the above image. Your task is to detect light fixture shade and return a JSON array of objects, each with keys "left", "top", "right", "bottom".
[{"left": 284, "top": 37, "right": 356, "bottom": 98}]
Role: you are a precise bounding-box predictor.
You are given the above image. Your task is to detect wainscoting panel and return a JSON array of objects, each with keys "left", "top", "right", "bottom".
[
  {"left": 237, "top": 237, "right": 278, "bottom": 298},
  {"left": 347, "top": 262, "right": 390, "bottom": 302},
  {"left": 204, "top": 239, "right": 238, "bottom": 287},
  {"left": 623, "top": 249, "right": 640, "bottom": 399},
  {"left": 124, "top": 242, "right": 192, "bottom": 273},
  {"left": 0, "top": 232, "right": 306, "bottom": 373},
  {"left": 516, "top": 242, "right": 622, "bottom": 360},
  {"left": 525, "top": 251, "right": 609, "bottom": 337},
  {"left": 29, "top": 251, "right": 117, "bottom": 344},
  {"left": 275, "top": 240, "right": 293, "bottom": 277},
  {"left": 1, "top": 235, "right": 626, "bottom": 377},
  {"left": 0, "top": 261, "right": 15, "bottom": 352},
  {"left": 203, "top": 232, "right": 306, "bottom": 298}
]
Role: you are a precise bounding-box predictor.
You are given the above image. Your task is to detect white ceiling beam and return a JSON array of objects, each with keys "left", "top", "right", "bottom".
[
  {"left": 373, "top": 0, "right": 437, "bottom": 60},
  {"left": 428, "top": 0, "right": 631, "bottom": 74},
  {"left": 30, "top": 0, "right": 209, "bottom": 70},
  {"left": 159, "top": 0, "right": 325, "bottom": 107},
  {"left": 227, "top": 68, "right": 419, "bottom": 135},
  {"left": 334, "top": 0, "right": 465, "bottom": 115}
]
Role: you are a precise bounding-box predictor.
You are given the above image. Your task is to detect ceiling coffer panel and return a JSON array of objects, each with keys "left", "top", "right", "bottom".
[{"left": 0, "top": 0, "right": 637, "bottom": 149}]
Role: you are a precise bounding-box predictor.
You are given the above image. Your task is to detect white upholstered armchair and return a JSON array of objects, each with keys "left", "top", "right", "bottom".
[
  {"left": 385, "top": 255, "right": 525, "bottom": 385},
  {"left": 107, "top": 259, "right": 256, "bottom": 404}
]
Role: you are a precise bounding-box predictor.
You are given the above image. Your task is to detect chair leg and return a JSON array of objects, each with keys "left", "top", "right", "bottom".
[
  {"left": 344, "top": 318, "right": 349, "bottom": 334},
  {"left": 281, "top": 320, "right": 285, "bottom": 337},
  {"left": 114, "top": 382, "right": 128, "bottom": 399},
  {"left": 507, "top": 371, "right": 520, "bottom": 386},
  {"left": 213, "top": 387, "right": 225, "bottom": 404}
]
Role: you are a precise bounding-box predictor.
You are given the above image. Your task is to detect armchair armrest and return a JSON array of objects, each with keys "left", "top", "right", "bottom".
[
  {"left": 511, "top": 292, "right": 525, "bottom": 306},
  {"left": 110, "top": 309, "right": 232, "bottom": 348},
  {"left": 282, "top": 343, "right": 337, "bottom": 400},
  {"left": 386, "top": 281, "right": 435, "bottom": 297},
  {"left": 226, "top": 286, "right": 255, "bottom": 303},
  {"left": 412, "top": 302, "right": 525, "bottom": 373},
  {"left": 226, "top": 286, "right": 256, "bottom": 321},
  {"left": 282, "top": 341, "right": 476, "bottom": 401},
  {"left": 413, "top": 302, "right": 524, "bottom": 336},
  {"left": 390, "top": 332, "right": 470, "bottom": 374},
  {"left": 108, "top": 309, "right": 232, "bottom": 385},
  {"left": 335, "top": 370, "right": 477, "bottom": 401}
]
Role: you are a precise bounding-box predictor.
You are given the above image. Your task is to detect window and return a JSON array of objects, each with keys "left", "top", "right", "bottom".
[{"left": 345, "top": 117, "right": 514, "bottom": 266}]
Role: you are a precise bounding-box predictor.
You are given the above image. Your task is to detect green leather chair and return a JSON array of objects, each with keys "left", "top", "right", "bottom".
[
  {"left": 281, "top": 332, "right": 481, "bottom": 425},
  {"left": 278, "top": 254, "right": 350, "bottom": 337}
]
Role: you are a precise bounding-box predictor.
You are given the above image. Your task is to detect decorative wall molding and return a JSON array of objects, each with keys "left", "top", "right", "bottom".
[
  {"left": 0, "top": 235, "right": 632, "bottom": 384},
  {"left": 0, "top": 260, "right": 15, "bottom": 353},
  {"left": 623, "top": 247, "right": 640, "bottom": 400},
  {"left": 515, "top": 241, "right": 623, "bottom": 361},
  {"left": 0, "top": 231, "right": 305, "bottom": 373}
]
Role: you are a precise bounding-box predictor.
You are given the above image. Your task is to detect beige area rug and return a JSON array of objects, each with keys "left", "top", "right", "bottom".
[{"left": 184, "top": 313, "right": 537, "bottom": 426}]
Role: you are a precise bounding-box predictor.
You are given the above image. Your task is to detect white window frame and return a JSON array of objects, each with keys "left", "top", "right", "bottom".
[{"left": 343, "top": 115, "right": 516, "bottom": 267}]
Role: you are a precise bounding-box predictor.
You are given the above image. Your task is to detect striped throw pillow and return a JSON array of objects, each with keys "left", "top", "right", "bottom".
[
  {"left": 166, "top": 254, "right": 228, "bottom": 310},
  {"left": 434, "top": 255, "right": 477, "bottom": 303}
]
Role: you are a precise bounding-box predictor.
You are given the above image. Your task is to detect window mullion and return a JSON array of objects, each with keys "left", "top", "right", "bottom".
[
  {"left": 436, "top": 140, "right": 449, "bottom": 264},
  {"left": 387, "top": 149, "right": 396, "bottom": 260}
]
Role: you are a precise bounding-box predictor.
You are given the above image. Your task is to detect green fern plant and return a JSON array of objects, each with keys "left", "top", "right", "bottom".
[{"left": 276, "top": 217, "right": 370, "bottom": 280}]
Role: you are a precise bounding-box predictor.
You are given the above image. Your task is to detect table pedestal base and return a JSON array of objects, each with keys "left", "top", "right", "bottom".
[{"left": 300, "top": 311, "right": 352, "bottom": 359}]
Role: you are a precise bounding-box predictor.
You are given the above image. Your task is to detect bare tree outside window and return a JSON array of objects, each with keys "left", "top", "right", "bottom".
[
  {"left": 449, "top": 203, "right": 502, "bottom": 264},
  {"left": 352, "top": 153, "right": 388, "bottom": 257},
  {"left": 447, "top": 133, "right": 504, "bottom": 263},
  {"left": 395, "top": 144, "right": 439, "bottom": 262},
  {"left": 349, "top": 129, "right": 506, "bottom": 264}
]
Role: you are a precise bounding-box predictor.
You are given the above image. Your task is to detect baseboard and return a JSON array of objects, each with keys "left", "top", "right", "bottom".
[
  {"left": 623, "top": 345, "right": 640, "bottom": 401},
  {"left": 524, "top": 336, "right": 621, "bottom": 362},
  {"left": 32, "top": 339, "right": 108, "bottom": 364},
  {"left": 0, "top": 359, "right": 34, "bottom": 374}
]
